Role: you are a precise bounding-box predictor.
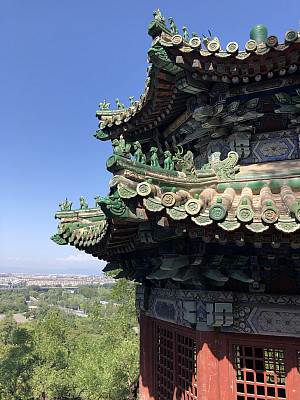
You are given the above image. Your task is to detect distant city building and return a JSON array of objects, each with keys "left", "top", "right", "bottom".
[{"left": 0, "top": 273, "right": 114, "bottom": 288}]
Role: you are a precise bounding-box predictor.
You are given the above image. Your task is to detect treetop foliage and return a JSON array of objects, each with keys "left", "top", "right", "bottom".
[{"left": 0, "top": 280, "right": 140, "bottom": 400}]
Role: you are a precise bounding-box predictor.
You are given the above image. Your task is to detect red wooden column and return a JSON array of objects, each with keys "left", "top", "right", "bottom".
[
  {"left": 196, "top": 331, "right": 232, "bottom": 400},
  {"left": 284, "top": 343, "right": 300, "bottom": 400},
  {"left": 196, "top": 331, "right": 220, "bottom": 400},
  {"left": 139, "top": 314, "right": 155, "bottom": 400}
]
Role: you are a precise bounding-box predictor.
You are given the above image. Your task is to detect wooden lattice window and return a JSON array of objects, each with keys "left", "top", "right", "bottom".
[
  {"left": 176, "top": 333, "right": 197, "bottom": 399},
  {"left": 155, "top": 323, "right": 197, "bottom": 400},
  {"left": 156, "top": 325, "right": 174, "bottom": 400},
  {"left": 234, "top": 344, "right": 286, "bottom": 399}
]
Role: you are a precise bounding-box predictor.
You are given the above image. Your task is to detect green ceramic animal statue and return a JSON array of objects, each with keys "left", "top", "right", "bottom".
[
  {"left": 164, "top": 150, "right": 174, "bottom": 170},
  {"left": 168, "top": 17, "right": 179, "bottom": 34},
  {"left": 133, "top": 141, "right": 146, "bottom": 164},
  {"left": 150, "top": 147, "right": 159, "bottom": 167},
  {"left": 115, "top": 98, "right": 124, "bottom": 110},
  {"left": 182, "top": 26, "right": 189, "bottom": 42},
  {"left": 79, "top": 197, "right": 88, "bottom": 210}
]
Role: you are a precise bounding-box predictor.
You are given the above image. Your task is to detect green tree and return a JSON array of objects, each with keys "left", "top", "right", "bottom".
[
  {"left": 0, "top": 281, "right": 140, "bottom": 400},
  {"left": 0, "top": 324, "right": 34, "bottom": 399},
  {"left": 91, "top": 278, "right": 140, "bottom": 400},
  {"left": 0, "top": 313, "right": 17, "bottom": 345},
  {"left": 29, "top": 311, "right": 77, "bottom": 399}
]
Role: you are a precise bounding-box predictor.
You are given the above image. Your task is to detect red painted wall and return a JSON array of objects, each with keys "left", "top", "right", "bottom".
[{"left": 139, "top": 315, "right": 300, "bottom": 400}]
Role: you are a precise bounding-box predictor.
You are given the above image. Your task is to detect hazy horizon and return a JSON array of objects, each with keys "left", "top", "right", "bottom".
[
  {"left": 0, "top": 254, "right": 106, "bottom": 275},
  {"left": 1, "top": 269, "right": 105, "bottom": 276}
]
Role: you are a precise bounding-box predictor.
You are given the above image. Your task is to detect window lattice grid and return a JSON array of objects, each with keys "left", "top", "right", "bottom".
[
  {"left": 176, "top": 333, "right": 197, "bottom": 400},
  {"left": 156, "top": 326, "right": 174, "bottom": 400},
  {"left": 234, "top": 345, "right": 286, "bottom": 399},
  {"left": 155, "top": 324, "right": 197, "bottom": 400}
]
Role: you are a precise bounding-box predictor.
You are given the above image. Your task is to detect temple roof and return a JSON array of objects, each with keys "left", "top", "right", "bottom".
[
  {"left": 52, "top": 11, "right": 300, "bottom": 292},
  {"left": 94, "top": 13, "right": 300, "bottom": 144},
  {"left": 53, "top": 157, "right": 300, "bottom": 256},
  {"left": 147, "top": 18, "right": 299, "bottom": 64},
  {"left": 52, "top": 173, "right": 300, "bottom": 289}
]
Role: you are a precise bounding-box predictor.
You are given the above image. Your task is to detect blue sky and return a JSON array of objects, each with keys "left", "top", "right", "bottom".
[{"left": 1, "top": 0, "right": 299, "bottom": 274}]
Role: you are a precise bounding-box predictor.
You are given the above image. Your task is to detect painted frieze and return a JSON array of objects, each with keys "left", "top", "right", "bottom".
[{"left": 139, "top": 287, "right": 300, "bottom": 337}]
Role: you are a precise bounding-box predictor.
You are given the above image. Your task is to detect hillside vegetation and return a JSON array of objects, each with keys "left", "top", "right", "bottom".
[{"left": 0, "top": 279, "right": 139, "bottom": 400}]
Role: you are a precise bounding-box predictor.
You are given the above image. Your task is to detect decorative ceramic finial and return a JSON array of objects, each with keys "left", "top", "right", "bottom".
[
  {"left": 115, "top": 98, "right": 124, "bottom": 110},
  {"left": 99, "top": 99, "right": 110, "bottom": 110},
  {"left": 164, "top": 150, "right": 174, "bottom": 170},
  {"left": 182, "top": 26, "right": 189, "bottom": 42},
  {"left": 168, "top": 17, "right": 179, "bottom": 34},
  {"left": 111, "top": 135, "right": 131, "bottom": 158},
  {"left": 250, "top": 24, "right": 268, "bottom": 45},
  {"left": 79, "top": 197, "right": 88, "bottom": 210},
  {"left": 133, "top": 141, "right": 146, "bottom": 164},
  {"left": 153, "top": 9, "right": 165, "bottom": 25},
  {"left": 150, "top": 147, "right": 159, "bottom": 167},
  {"left": 59, "top": 197, "right": 72, "bottom": 211}
]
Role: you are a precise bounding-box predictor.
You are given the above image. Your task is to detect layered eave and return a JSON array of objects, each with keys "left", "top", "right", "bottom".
[
  {"left": 52, "top": 16, "right": 300, "bottom": 289},
  {"left": 94, "top": 19, "right": 300, "bottom": 142},
  {"left": 53, "top": 158, "right": 300, "bottom": 256},
  {"left": 52, "top": 161, "right": 300, "bottom": 288}
]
